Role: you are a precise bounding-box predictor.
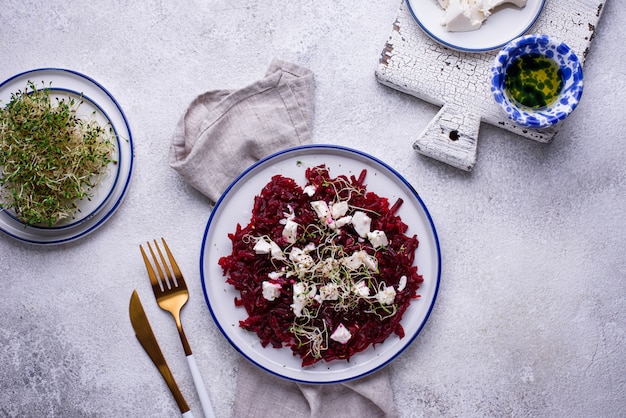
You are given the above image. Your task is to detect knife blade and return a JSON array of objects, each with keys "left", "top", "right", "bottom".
[{"left": 129, "top": 289, "right": 194, "bottom": 417}]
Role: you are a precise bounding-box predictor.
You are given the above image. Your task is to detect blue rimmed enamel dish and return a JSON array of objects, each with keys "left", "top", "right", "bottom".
[
  {"left": 491, "top": 34, "right": 584, "bottom": 129},
  {"left": 0, "top": 69, "right": 134, "bottom": 244},
  {"left": 200, "top": 145, "right": 441, "bottom": 384}
]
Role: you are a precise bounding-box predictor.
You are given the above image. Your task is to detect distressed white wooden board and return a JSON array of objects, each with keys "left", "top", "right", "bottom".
[{"left": 376, "top": 0, "right": 606, "bottom": 171}]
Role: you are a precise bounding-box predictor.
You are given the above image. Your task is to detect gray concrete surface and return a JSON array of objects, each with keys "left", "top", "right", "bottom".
[{"left": 0, "top": 0, "right": 624, "bottom": 417}]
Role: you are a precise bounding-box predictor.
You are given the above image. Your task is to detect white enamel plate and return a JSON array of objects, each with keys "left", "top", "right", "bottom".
[
  {"left": 407, "top": 0, "right": 546, "bottom": 52},
  {"left": 200, "top": 145, "right": 441, "bottom": 384},
  {"left": 0, "top": 69, "right": 133, "bottom": 245}
]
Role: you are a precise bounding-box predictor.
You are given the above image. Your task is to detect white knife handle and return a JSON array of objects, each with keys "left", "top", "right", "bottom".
[
  {"left": 182, "top": 411, "right": 195, "bottom": 418},
  {"left": 186, "top": 354, "right": 216, "bottom": 418}
]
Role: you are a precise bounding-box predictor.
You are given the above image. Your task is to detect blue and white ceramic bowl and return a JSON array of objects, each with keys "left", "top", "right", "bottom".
[{"left": 491, "top": 34, "right": 584, "bottom": 129}]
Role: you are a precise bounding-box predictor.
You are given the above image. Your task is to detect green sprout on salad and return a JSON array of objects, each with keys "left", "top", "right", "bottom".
[{"left": 0, "top": 81, "right": 116, "bottom": 226}]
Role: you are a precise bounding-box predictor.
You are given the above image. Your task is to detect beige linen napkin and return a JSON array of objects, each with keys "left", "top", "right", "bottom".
[
  {"left": 169, "top": 59, "right": 397, "bottom": 418},
  {"left": 169, "top": 59, "right": 315, "bottom": 202}
]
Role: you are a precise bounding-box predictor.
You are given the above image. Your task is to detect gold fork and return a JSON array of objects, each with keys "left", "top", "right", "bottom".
[{"left": 140, "top": 238, "right": 215, "bottom": 418}]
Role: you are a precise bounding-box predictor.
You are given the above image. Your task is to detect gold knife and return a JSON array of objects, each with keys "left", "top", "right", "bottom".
[{"left": 129, "top": 289, "right": 194, "bottom": 417}]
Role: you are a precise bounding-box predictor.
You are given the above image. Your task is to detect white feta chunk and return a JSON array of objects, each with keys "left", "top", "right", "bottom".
[
  {"left": 289, "top": 247, "right": 314, "bottom": 270},
  {"left": 359, "top": 251, "right": 378, "bottom": 272},
  {"left": 351, "top": 211, "right": 371, "bottom": 238},
  {"left": 282, "top": 219, "right": 299, "bottom": 244},
  {"left": 262, "top": 281, "right": 282, "bottom": 301},
  {"left": 441, "top": 0, "right": 484, "bottom": 32},
  {"left": 269, "top": 241, "right": 286, "bottom": 260},
  {"left": 303, "top": 185, "right": 317, "bottom": 197},
  {"left": 341, "top": 251, "right": 363, "bottom": 270},
  {"left": 318, "top": 282, "right": 340, "bottom": 301},
  {"left": 398, "top": 275, "right": 407, "bottom": 291},
  {"left": 291, "top": 282, "right": 307, "bottom": 317},
  {"left": 352, "top": 280, "right": 370, "bottom": 297},
  {"left": 341, "top": 250, "right": 378, "bottom": 272},
  {"left": 329, "top": 215, "right": 352, "bottom": 230},
  {"left": 330, "top": 201, "right": 349, "bottom": 218},
  {"left": 320, "top": 258, "right": 340, "bottom": 279},
  {"left": 282, "top": 204, "right": 296, "bottom": 221},
  {"left": 367, "top": 230, "right": 388, "bottom": 249},
  {"left": 330, "top": 323, "right": 352, "bottom": 344},
  {"left": 438, "top": 0, "right": 527, "bottom": 32},
  {"left": 311, "top": 200, "right": 331, "bottom": 222},
  {"left": 253, "top": 239, "right": 272, "bottom": 254},
  {"left": 376, "top": 286, "right": 396, "bottom": 305}
]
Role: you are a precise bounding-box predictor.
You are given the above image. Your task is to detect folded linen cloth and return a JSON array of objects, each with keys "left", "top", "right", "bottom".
[
  {"left": 169, "top": 59, "right": 315, "bottom": 202},
  {"left": 169, "top": 59, "right": 397, "bottom": 418}
]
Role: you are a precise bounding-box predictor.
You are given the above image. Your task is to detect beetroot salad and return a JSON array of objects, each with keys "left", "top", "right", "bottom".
[{"left": 218, "top": 164, "right": 423, "bottom": 366}]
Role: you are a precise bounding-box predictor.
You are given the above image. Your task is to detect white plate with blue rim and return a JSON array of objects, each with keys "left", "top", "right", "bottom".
[
  {"left": 407, "top": 0, "right": 546, "bottom": 52},
  {"left": 200, "top": 144, "right": 441, "bottom": 383},
  {"left": 0, "top": 68, "right": 133, "bottom": 245}
]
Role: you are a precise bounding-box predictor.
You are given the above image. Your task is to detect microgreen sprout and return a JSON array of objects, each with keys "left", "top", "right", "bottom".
[
  {"left": 0, "top": 81, "right": 116, "bottom": 226},
  {"left": 291, "top": 321, "right": 328, "bottom": 359}
]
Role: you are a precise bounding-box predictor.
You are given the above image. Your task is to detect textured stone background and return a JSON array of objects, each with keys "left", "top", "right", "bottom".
[{"left": 0, "top": 0, "right": 624, "bottom": 417}]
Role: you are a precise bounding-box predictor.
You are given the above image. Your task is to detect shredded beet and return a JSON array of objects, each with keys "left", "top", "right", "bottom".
[{"left": 219, "top": 165, "right": 422, "bottom": 366}]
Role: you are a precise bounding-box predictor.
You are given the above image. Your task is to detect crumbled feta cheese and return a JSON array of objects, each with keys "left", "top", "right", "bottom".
[
  {"left": 282, "top": 204, "right": 296, "bottom": 221},
  {"left": 262, "top": 281, "right": 282, "bottom": 301},
  {"left": 303, "top": 185, "right": 316, "bottom": 197},
  {"left": 398, "top": 275, "right": 407, "bottom": 291},
  {"left": 311, "top": 200, "right": 331, "bottom": 221},
  {"left": 330, "top": 201, "right": 349, "bottom": 218},
  {"left": 352, "top": 280, "right": 370, "bottom": 297},
  {"left": 318, "top": 282, "right": 340, "bottom": 301},
  {"left": 341, "top": 251, "right": 363, "bottom": 270},
  {"left": 351, "top": 211, "right": 371, "bottom": 238},
  {"left": 269, "top": 241, "right": 285, "bottom": 260},
  {"left": 253, "top": 239, "right": 272, "bottom": 254},
  {"left": 441, "top": 0, "right": 484, "bottom": 31},
  {"left": 330, "top": 323, "right": 352, "bottom": 344},
  {"left": 358, "top": 250, "right": 378, "bottom": 271},
  {"left": 376, "top": 286, "right": 396, "bottom": 305},
  {"left": 254, "top": 238, "right": 286, "bottom": 260},
  {"left": 320, "top": 258, "right": 340, "bottom": 279},
  {"left": 268, "top": 271, "right": 283, "bottom": 280},
  {"left": 367, "top": 230, "right": 388, "bottom": 249},
  {"left": 341, "top": 250, "right": 378, "bottom": 272},
  {"left": 291, "top": 282, "right": 307, "bottom": 317},
  {"left": 289, "top": 247, "right": 314, "bottom": 271},
  {"left": 359, "top": 251, "right": 378, "bottom": 272},
  {"left": 438, "top": 0, "right": 527, "bottom": 32},
  {"left": 282, "top": 219, "right": 299, "bottom": 244},
  {"left": 329, "top": 215, "right": 352, "bottom": 230}
]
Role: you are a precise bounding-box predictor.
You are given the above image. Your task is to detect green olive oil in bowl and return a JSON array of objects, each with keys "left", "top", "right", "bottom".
[
  {"left": 504, "top": 54, "right": 563, "bottom": 109},
  {"left": 491, "top": 34, "right": 584, "bottom": 129}
]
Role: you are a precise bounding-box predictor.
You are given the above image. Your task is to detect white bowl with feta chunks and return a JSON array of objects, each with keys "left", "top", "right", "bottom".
[{"left": 407, "top": 0, "right": 546, "bottom": 52}]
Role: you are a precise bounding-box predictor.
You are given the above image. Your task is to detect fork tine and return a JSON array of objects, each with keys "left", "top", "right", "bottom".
[
  {"left": 140, "top": 244, "right": 162, "bottom": 292},
  {"left": 161, "top": 238, "right": 185, "bottom": 288},
  {"left": 152, "top": 239, "right": 175, "bottom": 288}
]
